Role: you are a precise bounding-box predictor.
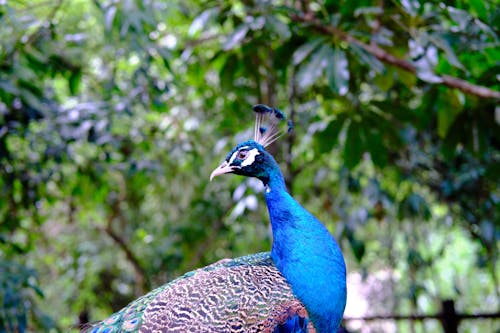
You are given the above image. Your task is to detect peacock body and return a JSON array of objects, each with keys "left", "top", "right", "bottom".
[{"left": 86, "top": 105, "right": 346, "bottom": 333}]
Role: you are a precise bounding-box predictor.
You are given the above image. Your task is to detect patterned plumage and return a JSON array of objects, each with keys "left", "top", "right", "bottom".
[
  {"left": 86, "top": 105, "right": 346, "bottom": 333},
  {"left": 86, "top": 253, "right": 312, "bottom": 333}
]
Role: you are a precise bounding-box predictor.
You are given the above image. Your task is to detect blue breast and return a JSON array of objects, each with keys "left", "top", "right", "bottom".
[{"left": 264, "top": 169, "right": 347, "bottom": 333}]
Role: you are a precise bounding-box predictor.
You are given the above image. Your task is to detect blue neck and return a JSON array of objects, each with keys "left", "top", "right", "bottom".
[{"left": 264, "top": 167, "right": 346, "bottom": 333}]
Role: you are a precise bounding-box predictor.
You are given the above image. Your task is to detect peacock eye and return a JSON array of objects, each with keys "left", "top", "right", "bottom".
[{"left": 237, "top": 150, "right": 248, "bottom": 159}]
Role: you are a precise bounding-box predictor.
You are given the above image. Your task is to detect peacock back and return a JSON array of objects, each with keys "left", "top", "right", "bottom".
[{"left": 85, "top": 252, "right": 313, "bottom": 333}]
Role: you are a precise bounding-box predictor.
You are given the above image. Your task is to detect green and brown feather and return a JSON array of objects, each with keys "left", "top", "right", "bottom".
[{"left": 85, "top": 253, "right": 313, "bottom": 333}]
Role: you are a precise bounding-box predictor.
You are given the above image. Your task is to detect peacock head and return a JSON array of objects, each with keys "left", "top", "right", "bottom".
[{"left": 210, "top": 105, "right": 292, "bottom": 185}]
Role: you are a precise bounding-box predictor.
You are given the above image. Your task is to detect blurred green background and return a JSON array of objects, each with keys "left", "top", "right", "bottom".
[{"left": 0, "top": 0, "right": 498, "bottom": 332}]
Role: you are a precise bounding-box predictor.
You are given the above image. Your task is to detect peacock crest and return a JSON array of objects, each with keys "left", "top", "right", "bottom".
[{"left": 252, "top": 104, "right": 293, "bottom": 148}]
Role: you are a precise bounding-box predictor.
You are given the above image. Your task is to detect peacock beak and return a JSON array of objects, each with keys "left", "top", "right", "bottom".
[{"left": 210, "top": 161, "right": 235, "bottom": 181}]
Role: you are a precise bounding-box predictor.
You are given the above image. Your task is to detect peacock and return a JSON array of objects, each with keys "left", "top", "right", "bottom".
[{"left": 85, "top": 105, "right": 347, "bottom": 333}]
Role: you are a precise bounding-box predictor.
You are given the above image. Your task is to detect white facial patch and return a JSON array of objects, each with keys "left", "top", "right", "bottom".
[
  {"left": 240, "top": 148, "right": 260, "bottom": 167},
  {"left": 227, "top": 146, "right": 250, "bottom": 164},
  {"left": 228, "top": 151, "right": 238, "bottom": 164}
]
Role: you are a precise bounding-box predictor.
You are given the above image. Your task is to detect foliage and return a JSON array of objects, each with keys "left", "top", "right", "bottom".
[{"left": 0, "top": 0, "right": 498, "bottom": 332}]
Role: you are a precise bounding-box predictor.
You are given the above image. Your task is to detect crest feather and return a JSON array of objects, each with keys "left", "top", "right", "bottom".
[{"left": 252, "top": 104, "right": 292, "bottom": 147}]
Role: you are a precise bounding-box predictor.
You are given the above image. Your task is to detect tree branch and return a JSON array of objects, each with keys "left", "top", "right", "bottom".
[
  {"left": 185, "top": 201, "right": 233, "bottom": 270},
  {"left": 101, "top": 224, "right": 148, "bottom": 291},
  {"left": 184, "top": 34, "right": 221, "bottom": 48},
  {"left": 291, "top": 14, "right": 500, "bottom": 100},
  {"left": 99, "top": 199, "right": 150, "bottom": 294}
]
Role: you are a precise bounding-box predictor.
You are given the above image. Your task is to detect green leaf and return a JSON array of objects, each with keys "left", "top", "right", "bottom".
[
  {"left": 347, "top": 234, "right": 365, "bottom": 262},
  {"left": 354, "top": 6, "right": 383, "bottom": 17},
  {"left": 223, "top": 23, "right": 249, "bottom": 51},
  {"left": 407, "top": 249, "right": 425, "bottom": 267},
  {"left": 0, "top": 79, "right": 19, "bottom": 94},
  {"left": 326, "top": 47, "right": 349, "bottom": 95},
  {"left": 265, "top": 15, "right": 291, "bottom": 40},
  {"left": 68, "top": 69, "right": 82, "bottom": 95},
  {"left": 188, "top": 8, "right": 219, "bottom": 37},
  {"left": 296, "top": 44, "right": 330, "bottom": 89},
  {"left": 437, "top": 90, "right": 464, "bottom": 138},
  {"left": 156, "top": 47, "right": 173, "bottom": 72},
  {"left": 479, "top": 220, "right": 495, "bottom": 245},
  {"left": 219, "top": 54, "right": 238, "bottom": 91},
  {"left": 104, "top": 5, "right": 117, "bottom": 31},
  {"left": 373, "top": 69, "right": 395, "bottom": 91},
  {"left": 25, "top": 48, "right": 48, "bottom": 69},
  {"left": 394, "top": 67, "right": 416, "bottom": 88},
  {"left": 366, "top": 128, "right": 387, "bottom": 168},
  {"left": 429, "top": 33, "right": 464, "bottom": 70},
  {"left": 20, "top": 88, "right": 48, "bottom": 115},
  {"left": 398, "top": 193, "right": 431, "bottom": 220},
  {"left": 400, "top": 0, "right": 419, "bottom": 16},
  {"left": 349, "top": 43, "right": 385, "bottom": 73},
  {"left": 329, "top": 13, "right": 341, "bottom": 26},
  {"left": 315, "top": 114, "right": 347, "bottom": 153},
  {"left": 469, "top": 0, "right": 487, "bottom": 20},
  {"left": 292, "top": 38, "right": 325, "bottom": 65},
  {"left": 343, "top": 120, "right": 364, "bottom": 169},
  {"left": 128, "top": 12, "right": 144, "bottom": 34},
  {"left": 447, "top": 7, "right": 471, "bottom": 32}
]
